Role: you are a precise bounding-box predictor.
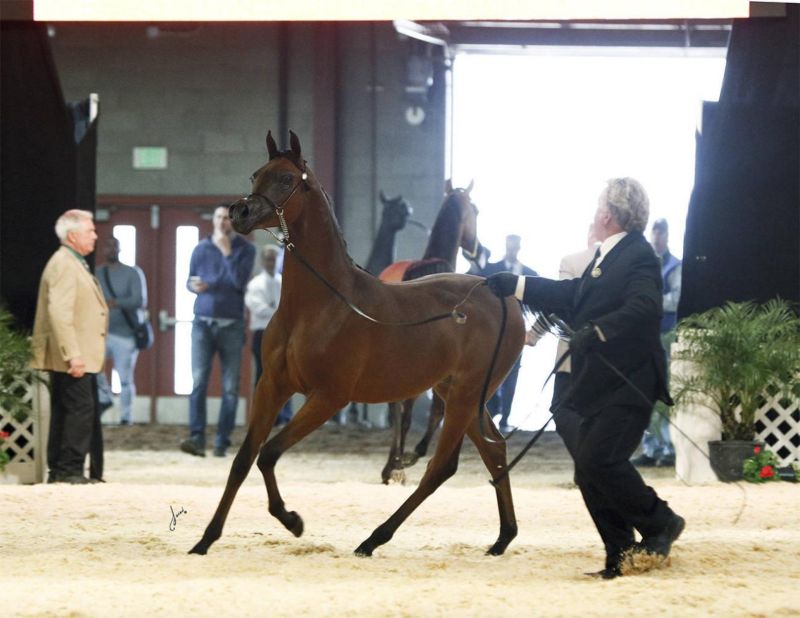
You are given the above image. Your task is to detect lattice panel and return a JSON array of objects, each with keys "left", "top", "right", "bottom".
[
  {"left": 754, "top": 383, "right": 800, "bottom": 466},
  {"left": 1, "top": 373, "right": 48, "bottom": 483}
]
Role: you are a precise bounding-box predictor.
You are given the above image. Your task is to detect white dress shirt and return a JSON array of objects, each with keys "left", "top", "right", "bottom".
[{"left": 244, "top": 271, "right": 282, "bottom": 331}]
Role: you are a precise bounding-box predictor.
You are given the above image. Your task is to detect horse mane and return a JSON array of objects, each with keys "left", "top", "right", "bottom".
[
  {"left": 318, "top": 186, "right": 358, "bottom": 270},
  {"left": 422, "top": 192, "right": 463, "bottom": 262}
]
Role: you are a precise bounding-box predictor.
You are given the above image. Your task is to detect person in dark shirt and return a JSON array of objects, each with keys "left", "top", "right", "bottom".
[{"left": 180, "top": 205, "right": 255, "bottom": 458}]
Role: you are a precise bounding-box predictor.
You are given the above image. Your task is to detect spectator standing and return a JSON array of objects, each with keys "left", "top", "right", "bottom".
[
  {"left": 96, "top": 237, "right": 148, "bottom": 425},
  {"left": 245, "top": 245, "right": 292, "bottom": 425},
  {"left": 180, "top": 205, "right": 255, "bottom": 458},
  {"left": 31, "top": 209, "right": 108, "bottom": 484},
  {"left": 632, "top": 218, "right": 681, "bottom": 467},
  {"left": 481, "top": 234, "right": 537, "bottom": 432}
]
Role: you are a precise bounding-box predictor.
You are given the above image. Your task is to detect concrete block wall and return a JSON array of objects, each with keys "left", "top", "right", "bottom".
[{"left": 48, "top": 21, "right": 447, "bottom": 272}]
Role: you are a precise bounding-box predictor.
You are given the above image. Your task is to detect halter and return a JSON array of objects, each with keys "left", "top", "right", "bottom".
[{"left": 247, "top": 161, "right": 476, "bottom": 328}]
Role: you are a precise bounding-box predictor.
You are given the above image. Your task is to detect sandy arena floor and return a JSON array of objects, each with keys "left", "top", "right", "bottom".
[{"left": 1, "top": 424, "right": 798, "bottom": 617}]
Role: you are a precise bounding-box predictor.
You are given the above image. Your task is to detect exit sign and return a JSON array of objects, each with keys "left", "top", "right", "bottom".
[{"left": 133, "top": 146, "right": 168, "bottom": 170}]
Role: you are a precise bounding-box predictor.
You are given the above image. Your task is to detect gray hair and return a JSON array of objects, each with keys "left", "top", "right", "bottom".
[
  {"left": 600, "top": 178, "right": 649, "bottom": 233},
  {"left": 261, "top": 244, "right": 280, "bottom": 259},
  {"left": 55, "top": 209, "right": 94, "bottom": 241}
]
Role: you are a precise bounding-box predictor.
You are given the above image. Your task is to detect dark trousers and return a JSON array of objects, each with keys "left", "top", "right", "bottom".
[
  {"left": 47, "top": 372, "right": 96, "bottom": 478},
  {"left": 574, "top": 403, "right": 673, "bottom": 567},
  {"left": 488, "top": 354, "right": 521, "bottom": 426},
  {"left": 251, "top": 329, "right": 292, "bottom": 424},
  {"left": 551, "top": 371, "right": 581, "bottom": 459},
  {"left": 89, "top": 374, "right": 104, "bottom": 480}
]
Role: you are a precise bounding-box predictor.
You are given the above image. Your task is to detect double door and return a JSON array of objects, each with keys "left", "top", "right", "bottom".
[{"left": 94, "top": 197, "right": 252, "bottom": 423}]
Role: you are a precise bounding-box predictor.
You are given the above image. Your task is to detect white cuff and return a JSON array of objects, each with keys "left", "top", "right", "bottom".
[{"left": 514, "top": 276, "right": 526, "bottom": 301}]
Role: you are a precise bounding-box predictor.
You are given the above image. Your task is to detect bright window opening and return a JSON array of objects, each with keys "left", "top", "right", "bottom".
[
  {"left": 451, "top": 49, "right": 727, "bottom": 429},
  {"left": 110, "top": 224, "right": 137, "bottom": 393}
]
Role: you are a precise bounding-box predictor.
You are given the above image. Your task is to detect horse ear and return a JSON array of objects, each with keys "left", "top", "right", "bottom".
[
  {"left": 466, "top": 179, "right": 474, "bottom": 195},
  {"left": 379, "top": 190, "right": 388, "bottom": 204},
  {"left": 289, "top": 130, "right": 302, "bottom": 159},
  {"left": 444, "top": 179, "right": 453, "bottom": 194},
  {"left": 266, "top": 131, "right": 278, "bottom": 160}
]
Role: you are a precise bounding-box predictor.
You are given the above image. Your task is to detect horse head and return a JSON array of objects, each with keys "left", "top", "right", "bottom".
[
  {"left": 445, "top": 179, "right": 479, "bottom": 258},
  {"left": 378, "top": 190, "right": 413, "bottom": 232},
  {"left": 229, "top": 130, "right": 311, "bottom": 235}
]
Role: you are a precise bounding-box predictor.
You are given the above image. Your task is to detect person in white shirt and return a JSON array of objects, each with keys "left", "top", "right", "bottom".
[{"left": 245, "top": 245, "right": 292, "bottom": 425}]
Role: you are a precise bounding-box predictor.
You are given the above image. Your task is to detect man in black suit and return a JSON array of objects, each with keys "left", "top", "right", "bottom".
[
  {"left": 486, "top": 178, "right": 684, "bottom": 579},
  {"left": 481, "top": 235, "right": 537, "bottom": 431}
]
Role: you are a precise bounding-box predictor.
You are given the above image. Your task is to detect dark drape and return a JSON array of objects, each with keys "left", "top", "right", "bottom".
[
  {"left": 0, "top": 22, "right": 98, "bottom": 330},
  {"left": 680, "top": 7, "right": 800, "bottom": 317}
]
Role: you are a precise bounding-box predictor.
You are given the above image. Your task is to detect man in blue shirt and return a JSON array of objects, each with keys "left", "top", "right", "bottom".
[{"left": 180, "top": 205, "right": 255, "bottom": 457}]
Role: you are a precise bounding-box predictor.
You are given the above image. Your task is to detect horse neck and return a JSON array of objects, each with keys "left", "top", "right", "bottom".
[
  {"left": 364, "top": 217, "right": 399, "bottom": 275},
  {"left": 422, "top": 201, "right": 461, "bottom": 266},
  {"left": 281, "top": 187, "right": 357, "bottom": 298}
]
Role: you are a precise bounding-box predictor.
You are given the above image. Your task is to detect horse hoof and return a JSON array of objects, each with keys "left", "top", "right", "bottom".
[
  {"left": 486, "top": 541, "right": 508, "bottom": 556},
  {"left": 188, "top": 541, "right": 208, "bottom": 555},
  {"left": 287, "top": 511, "right": 304, "bottom": 537},
  {"left": 354, "top": 542, "right": 373, "bottom": 557},
  {"left": 388, "top": 469, "right": 406, "bottom": 485}
]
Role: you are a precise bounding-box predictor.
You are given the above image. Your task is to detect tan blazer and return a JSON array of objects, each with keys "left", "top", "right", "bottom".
[{"left": 30, "top": 246, "right": 109, "bottom": 373}]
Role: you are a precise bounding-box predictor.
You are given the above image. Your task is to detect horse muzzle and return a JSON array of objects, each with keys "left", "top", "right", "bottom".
[{"left": 229, "top": 194, "right": 274, "bottom": 234}]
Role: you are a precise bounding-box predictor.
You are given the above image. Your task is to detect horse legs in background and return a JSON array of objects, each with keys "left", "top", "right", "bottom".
[
  {"left": 411, "top": 392, "right": 445, "bottom": 462},
  {"left": 465, "top": 407, "right": 518, "bottom": 555},
  {"left": 356, "top": 393, "right": 474, "bottom": 557},
  {"left": 257, "top": 393, "right": 345, "bottom": 536},
  {"left": 189, "top": 377, "right": 290, "bottom": 555},
  {"left": 381, "top": 398, "right": 414, "bottom": 484}
]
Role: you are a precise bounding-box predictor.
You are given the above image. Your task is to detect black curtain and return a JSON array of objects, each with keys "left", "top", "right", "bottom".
[
  {"left": 680, "top": 6, "right": 800, "bottom": 317},
  {"left": 0, "top": 22, "right": 98, "bottom": 330}
]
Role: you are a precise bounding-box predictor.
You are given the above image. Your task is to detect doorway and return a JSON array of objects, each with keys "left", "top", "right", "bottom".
[{"left": 95, "top": 196, "right": 253, "bottom": 425}]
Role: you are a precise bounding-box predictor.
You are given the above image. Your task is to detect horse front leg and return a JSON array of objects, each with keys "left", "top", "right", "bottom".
[
  {"left": 357, "top": 400, "right": 470, "bottom": 557},
  {"left": 465, "top": 407, "right": 517, "bottom": 556},
  {"left": 413, "top": 391, "right": 444, "bottom": 460},
  {"left": 381, "top": 399, "right": 411, "bottom": 484},
  {"left": 190, "top": 377, "right": 290, "bottom": 555},
  {"left": 257, "top": 393, "right": 344, "bottom": 536}
]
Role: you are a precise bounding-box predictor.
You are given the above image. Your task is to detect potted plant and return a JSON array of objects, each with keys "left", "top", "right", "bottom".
[{"left": 673, "top": 299, "right": 800, "bottom": 482}]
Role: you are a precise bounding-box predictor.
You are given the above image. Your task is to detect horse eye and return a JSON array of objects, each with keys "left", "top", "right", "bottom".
[{"left": 281, "top": 174, "right": 293, "bottom": 185}]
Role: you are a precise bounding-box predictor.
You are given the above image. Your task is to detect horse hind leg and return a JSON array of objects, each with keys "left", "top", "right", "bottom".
[
  {"left": 381, "top": 398, "right": 413, "bottom": 484},
  {"left": 465, "top": 407, "right": 518, "bottom": 556},
  {"left": 257, "top": 394, "right": 343, "bottom": 536},
  {"left": 357, "top": 402, "right": 471, "bottom": 557},
  {"left": 413, "top": 391, "right": 445, "bottom": 460},
  {"left": 189, "top": 378, "right": 288, "bottom": 555}
]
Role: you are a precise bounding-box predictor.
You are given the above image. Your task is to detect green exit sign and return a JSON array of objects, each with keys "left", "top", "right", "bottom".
[{"left": 133, "top": 146, "right": 168, "bottom": 170}]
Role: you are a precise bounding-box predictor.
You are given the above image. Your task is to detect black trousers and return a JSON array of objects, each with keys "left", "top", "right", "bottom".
[
  {"left": 47, "top": 372, "right": 97, "bottom": 478},
  {"left": 574, "top": 403, "right": 673, "bottom": 567},
  {"left": 551, "top": 371, "right": 581, "bottom": 459}
]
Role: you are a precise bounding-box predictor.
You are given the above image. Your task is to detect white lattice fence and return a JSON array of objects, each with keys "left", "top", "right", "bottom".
[
  {"left": 755, "top": 383, "right": 800, "bottom": 466},
  {"left": 1, "top": 372, "right": 49, "bottom": 484}
]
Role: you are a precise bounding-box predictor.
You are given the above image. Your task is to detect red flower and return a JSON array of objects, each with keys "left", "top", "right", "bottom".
[
  {"left": 0, "top": 431, "right": 9, "bottom": 439},
  {"left": 759, "top": 465, "right": 775, "bottom": 479},
  {"left": 753, "top": 446, "right": 761, "bottom": 455}
]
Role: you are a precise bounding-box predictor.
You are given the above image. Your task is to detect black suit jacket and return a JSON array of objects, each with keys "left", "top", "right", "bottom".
[{"left": 521, "top": 232, "right": 670, "bottom": 415}]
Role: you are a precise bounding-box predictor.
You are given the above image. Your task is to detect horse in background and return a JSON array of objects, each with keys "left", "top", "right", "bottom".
[
  {"left": 378, "top": 180, "right": 486, "bottom": 484},
  {"left": 364, "top": 191, "right": 417, "bottom": 276},
  {"left": 192, "top": 130, "right": 524, "bottom": 558}
]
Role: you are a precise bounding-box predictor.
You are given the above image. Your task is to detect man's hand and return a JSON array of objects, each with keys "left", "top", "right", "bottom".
[
  {"left": 569, "top": 325, "right": 599, "bottom": 356},
  {"left": 485, "top": 272, "right": 519, "bottom": 298},
  {"left": 67, "top": 357, "right": 86, "bottom": 378}
]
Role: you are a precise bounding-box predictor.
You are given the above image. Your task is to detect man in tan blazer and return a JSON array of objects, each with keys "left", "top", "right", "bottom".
[{"left": 31, "top": 209, "right": 108, "bottom": 484}]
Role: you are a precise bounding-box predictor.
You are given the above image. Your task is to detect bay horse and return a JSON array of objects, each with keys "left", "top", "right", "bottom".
[
  {"left": 189, "top": 130, "right": 524, "bottom": 558},
  {"left": 378, "top": 181, "right": 484, "bottom": 484}
]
